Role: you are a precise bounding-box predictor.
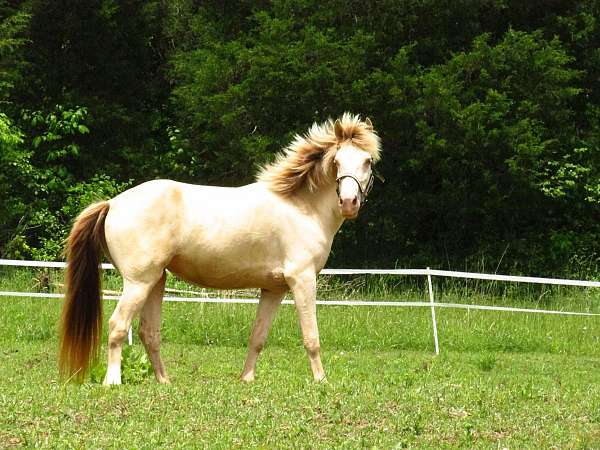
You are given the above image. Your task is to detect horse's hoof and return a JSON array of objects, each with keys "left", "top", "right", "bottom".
[
  {"left": 103, "top": 370, "right": 122, "bottom": 386},
  {"left": 156, "top": 376, "right": 171, "bottom": 384},
  {"left": 314, "top": 375, "right": 327, "bottom": 383},
  {"left": 240, "top": 373, "right": 255, "bottom": 383}
]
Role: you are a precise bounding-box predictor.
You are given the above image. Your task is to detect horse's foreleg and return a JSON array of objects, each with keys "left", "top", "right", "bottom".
[
  {"left": 288, "top": 273, "right": 325, "bottom": 382},
  {"left": 240, "top": 289, "right": 285, "bottom": 382},
  {"left": 104, "top": 280, "right": 155, "bottom": 386},
  {"left": 139, "top": 272, "right": 169, "bottom": 384}
]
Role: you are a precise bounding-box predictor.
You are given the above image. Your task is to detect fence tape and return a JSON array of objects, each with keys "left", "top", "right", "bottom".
[
  {"left": 1, "top": 291, "right": 599, "bottom": 317},
  {"left": 1, "top": 259, "right": 599, "bottom": 323},
  {"left": 2, "top": 259, "right": 599, "bottom": 287}
]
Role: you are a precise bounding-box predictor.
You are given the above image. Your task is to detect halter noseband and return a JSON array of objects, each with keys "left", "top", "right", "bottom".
[{"left": 336, "top": 172, "right": 375, "bottom": 203}]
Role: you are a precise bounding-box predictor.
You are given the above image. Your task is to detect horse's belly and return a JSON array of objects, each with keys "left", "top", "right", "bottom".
[{"left": 166, "top": 254, "right": 287, "bottom": 290}]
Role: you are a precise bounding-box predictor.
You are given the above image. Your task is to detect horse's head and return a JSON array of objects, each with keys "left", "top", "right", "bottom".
[
  {"left": 333, "top": 118, "right": 377, "bottom": 219},
  {"left": 257, "top": 113, "right": 381, "bottom": 215}
]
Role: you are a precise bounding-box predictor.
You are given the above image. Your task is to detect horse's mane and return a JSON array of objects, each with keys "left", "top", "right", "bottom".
[{"left": 257, "top": 113, "right": 381, "bottom": 196}]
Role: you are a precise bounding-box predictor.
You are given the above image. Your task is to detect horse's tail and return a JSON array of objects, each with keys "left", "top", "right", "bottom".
[{"left": 59, "top": 201, "right": 110, "bottom": 382}]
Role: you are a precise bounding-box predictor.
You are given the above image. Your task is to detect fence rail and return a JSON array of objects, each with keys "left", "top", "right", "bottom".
[
  {"left": 1, "top": 259, "right": 599, "bottom": 352},
  {"left": 2, "top": 258, "right": 600, "bottom": 287}
]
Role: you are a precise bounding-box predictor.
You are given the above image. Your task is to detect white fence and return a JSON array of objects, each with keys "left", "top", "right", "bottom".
[{"left": 1, "top": 259, "right": 599, "bottom": 353}]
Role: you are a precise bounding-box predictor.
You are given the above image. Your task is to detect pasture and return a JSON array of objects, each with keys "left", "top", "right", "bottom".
[{"left": 1, "top": 267, "right": 600, "bottom": 448}]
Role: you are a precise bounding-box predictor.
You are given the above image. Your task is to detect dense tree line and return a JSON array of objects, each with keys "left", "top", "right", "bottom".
[{"left": 1, "top": 0, "right": 599, "bottom": 275}]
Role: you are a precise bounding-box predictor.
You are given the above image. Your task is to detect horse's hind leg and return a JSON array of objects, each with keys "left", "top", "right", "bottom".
[
  {"left": 104, "top": 277, "right": 160, "bottom": 386},
  {"left": 139, "top": 271, "right": 169, "bottom": 384}
]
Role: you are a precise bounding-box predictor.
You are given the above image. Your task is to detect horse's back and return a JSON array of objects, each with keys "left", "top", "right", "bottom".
[{"left": 107, "top": 178, "right": 244, "bottom": 228}]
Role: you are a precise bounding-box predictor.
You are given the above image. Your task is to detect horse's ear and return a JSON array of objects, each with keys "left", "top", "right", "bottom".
[
  {"left": 334, "top": 119, "right": 345, "bottom": 141},
  {"left": 365, "top": 117, "right": 374, "bottom": 131}
]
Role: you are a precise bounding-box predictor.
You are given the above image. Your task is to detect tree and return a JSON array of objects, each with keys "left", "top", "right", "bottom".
[{"left": 1, "top": 0, "right": 599, "bottom": 273}]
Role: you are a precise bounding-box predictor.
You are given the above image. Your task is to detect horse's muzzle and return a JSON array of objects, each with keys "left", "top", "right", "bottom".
[{"left": 339, "top": 196, "right": 360, "bottom": 219}]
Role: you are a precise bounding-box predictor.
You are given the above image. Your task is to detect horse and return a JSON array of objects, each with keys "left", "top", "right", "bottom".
[{"left": 59, "top": 113, "right": 381, "bottom": 385}]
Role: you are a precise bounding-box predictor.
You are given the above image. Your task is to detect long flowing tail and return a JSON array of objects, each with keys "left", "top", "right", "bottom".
[{"left": 59, "top": 201, "right": 110, "bottom": 382}]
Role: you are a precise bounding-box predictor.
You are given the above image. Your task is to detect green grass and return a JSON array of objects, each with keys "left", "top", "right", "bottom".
[{"left": 1, "top": 267, "right": 600, "bottom": 448}]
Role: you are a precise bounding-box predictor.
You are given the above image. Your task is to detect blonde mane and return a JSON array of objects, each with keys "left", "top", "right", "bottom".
[{"left": 257, "top": 113, "right": 381, "bottom": 196}]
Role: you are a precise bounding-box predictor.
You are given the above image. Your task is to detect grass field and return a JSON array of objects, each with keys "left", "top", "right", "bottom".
[{"left": 1, "top": 267, "right": 600, "bottom": 448}]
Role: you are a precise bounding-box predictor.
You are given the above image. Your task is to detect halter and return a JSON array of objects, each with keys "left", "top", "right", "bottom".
[{"left": 336, "top": 172, "right": 375, "bottom": 203}]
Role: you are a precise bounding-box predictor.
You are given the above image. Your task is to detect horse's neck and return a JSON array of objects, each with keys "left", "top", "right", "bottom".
[{"left": 296, "top": 182, "right": 344, "bottom": 238}]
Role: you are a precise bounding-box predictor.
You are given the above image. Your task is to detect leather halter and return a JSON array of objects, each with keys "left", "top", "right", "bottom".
[{"left": 336, "top": 172, "right": 375, "bottom": 203}]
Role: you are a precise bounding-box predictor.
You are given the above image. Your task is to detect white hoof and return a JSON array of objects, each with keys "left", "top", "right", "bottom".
[
  {"left": 103, "top": 367, "right": 122, "bottom": 386},
  {"left": 240, "top": 370, "right": 255, "bottom": 383}
]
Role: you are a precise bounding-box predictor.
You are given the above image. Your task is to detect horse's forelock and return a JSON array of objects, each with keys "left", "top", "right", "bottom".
[{"left": 334, "top": 113, "right": 381, "bottom": 162}]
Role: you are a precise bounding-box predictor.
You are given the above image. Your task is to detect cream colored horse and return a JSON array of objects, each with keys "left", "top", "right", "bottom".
[{"left": 59, "top": 113, "right": 381, "bottom": 385}]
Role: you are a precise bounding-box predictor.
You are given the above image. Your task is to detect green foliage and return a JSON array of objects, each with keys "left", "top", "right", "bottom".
[
  {"left": 25, "top": 173, "right": 130, "bottom": 261},
  {"left": 120, "top": 345, "right": 152, "bottom": 384},
  {"left": 90, "top": 345, "right": 152, "bottom": 385},
  {"left": 473, "top": 352, "right": 497, "bottom": 372},
  {"left": 395, "top": 30, "right": 587, "bottom": 265},
  {"left": 0, "top": 2, "right": 29, "bottom": 101},
  {"left": 1, "top": 104, "right": 129, "bottom": 259},
  {"left": 1, "top": 0, "right": 599, "bottom": 274},
  {"left": 0, "top": 115, "right": 34, "bottom": 258}
]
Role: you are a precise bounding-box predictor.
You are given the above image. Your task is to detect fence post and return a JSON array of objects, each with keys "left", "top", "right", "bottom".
[
  {"left": 128, "top": 326, "right": 133, "bottom": 345},
  {"left": 426, "top": 267, "right": 440, "bottom": 355}
]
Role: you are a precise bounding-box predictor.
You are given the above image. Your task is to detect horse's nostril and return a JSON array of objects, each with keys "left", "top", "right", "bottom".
[
  {"left": 351, "top": 197, "right": 357, "bottom": 206},
  {"left": 338, "top": 198, "right": 343, "bottom": 206}
]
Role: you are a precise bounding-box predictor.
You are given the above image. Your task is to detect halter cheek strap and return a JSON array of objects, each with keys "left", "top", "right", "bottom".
[{"left": 336, "top": 172, "right": 375, "bottom": 202}]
